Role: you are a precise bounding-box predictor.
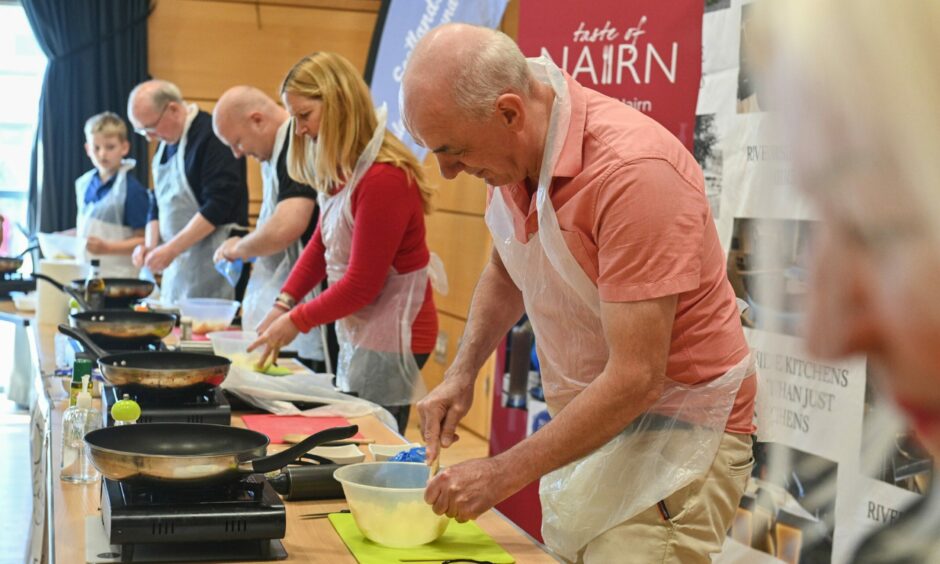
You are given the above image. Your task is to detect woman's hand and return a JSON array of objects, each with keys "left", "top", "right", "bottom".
[
  {"left": 255, "top": 306, "right": 288, "bottom": 334},
  {"left": 248, "top": 312, "right": 301, "bottom": 370}
]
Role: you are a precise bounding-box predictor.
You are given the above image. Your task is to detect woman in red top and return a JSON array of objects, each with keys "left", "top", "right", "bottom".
[{"left": 249, "top": 52, "right": 438, "bottom": 433}]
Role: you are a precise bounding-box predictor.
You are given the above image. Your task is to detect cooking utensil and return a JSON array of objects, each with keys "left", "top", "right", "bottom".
[
  {"left": 70, "top": 277, "right": 154, "bottom": 308},
  {"left": 84, "top": 422, "right": 359, "bottom": 485},
  {"left": 0, "top": 244, "right": 39, "bottom": 274},
  {"left": 70, "top": 310, "right": 177, "bottom": 341},
  {"left": 301, "top": 509, "right": 350, "bottom": 520},
  {"left": 57, "top": 323, "right": 231, "bottom": 390}
]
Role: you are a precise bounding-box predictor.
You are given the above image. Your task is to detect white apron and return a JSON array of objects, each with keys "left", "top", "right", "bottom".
[
  {"left": 242, "top": 120, "right": 325, "bottom": 362},
  {"left": 152, "top": 104, "right": 237, "bottom": 304},
  {"left": 484, "top": 57, "right": 750, "bottom": 561},
  {"left": 319, "top": 107, "right": 428, "bottom": 406},
  {"left": 75, "top": 160, "right": 139, "bottom": 277}
]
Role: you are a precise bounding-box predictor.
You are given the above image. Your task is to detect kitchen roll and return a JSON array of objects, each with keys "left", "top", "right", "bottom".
[{"left": 36, "top": 259, "right": 86, "bottom": 325}]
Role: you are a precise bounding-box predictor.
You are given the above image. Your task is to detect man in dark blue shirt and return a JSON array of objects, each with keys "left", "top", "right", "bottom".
[{"left": 127, "top": 80, "right": 248, "bottom": 302}]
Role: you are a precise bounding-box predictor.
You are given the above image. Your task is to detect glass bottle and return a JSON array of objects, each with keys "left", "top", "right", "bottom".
[
  {"left": 84, "top": 258, "right": 105, "bottom": 310},
  {"left": 60, "top": 375, "right": 101, "bottom": 483}
]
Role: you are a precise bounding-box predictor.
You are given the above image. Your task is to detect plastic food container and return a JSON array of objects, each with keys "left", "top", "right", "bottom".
[
  {"left": 37, "top": 232, "right": 83, "bottom": 259},
  {"left": 368, "top": 443, "right": 422, "bottom": 462},
  {"left": 178, "top": 298, "right": 239, "bottom": 335},
  {"left": 333, "top": 462, "right": 449, "bottom": 548},
  {"left": 10, "top": 291, "right": 37, "bottom": 312},
  {"left": 206, "top": 330, "right": 260, "bottom": 368}
]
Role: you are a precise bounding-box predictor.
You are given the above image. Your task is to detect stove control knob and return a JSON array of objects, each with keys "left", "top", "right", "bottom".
[{"left": 111, "top": 394, "right": 140, "bottom": 425}]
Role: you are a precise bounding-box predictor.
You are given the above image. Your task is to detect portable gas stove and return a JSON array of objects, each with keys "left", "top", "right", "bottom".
[
  {"left": 0, "top": 271, "right": 35, "bottom": 299},
  {"left": 69, "top": 335, "right": 232, "bottom": 425},
  {"left": 95, "top": 475, "right": 287, "bottom": 562}
]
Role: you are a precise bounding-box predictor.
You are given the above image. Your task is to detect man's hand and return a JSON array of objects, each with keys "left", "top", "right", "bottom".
[
  {"left": 425, "top": 457, "right": 511, "bottom": 522},
  {"left": 131, "top": 244, "right": 150, "bottom": 268},
  {"left": 416, "top": 369, "right": 475, "bottom": 463},
  {"left": 143, "top": 243, "right": 179, "bottom": 274},
  {"left": 248, "top": 313, "right": 301, "bottom": 370},
  {"left": 85, "top": 236, "right": 112, "bottom": 255},
  {"left": 214, "top": 236, "right": 243, "bottom": 264}
]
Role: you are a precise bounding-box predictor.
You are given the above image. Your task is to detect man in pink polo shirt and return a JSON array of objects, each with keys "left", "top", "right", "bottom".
[{"left": 403, "top": 24, "right": 756, "bottom": 563}]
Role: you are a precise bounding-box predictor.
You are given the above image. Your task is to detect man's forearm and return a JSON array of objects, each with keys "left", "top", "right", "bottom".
[
  {"left": 450, "top": 252, "right": 525, "bottom": 378},
  {"left": 166, "top": 213, "right": 216, "bottom": 254},
  {"left": 234, "top": 201, "right": 313, "bottom": 259}
]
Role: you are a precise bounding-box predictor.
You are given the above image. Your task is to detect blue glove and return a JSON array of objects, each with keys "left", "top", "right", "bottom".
[
  {"left": 214, "top": 258, "right": 254, "bottom": 287},
  {"left": 390, "top": 446, "right": 427, "bottom": 463}
]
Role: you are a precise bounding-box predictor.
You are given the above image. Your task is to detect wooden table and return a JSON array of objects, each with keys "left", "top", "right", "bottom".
[{"left": 0, "top": 302, "right": 556, "bottom": 563}]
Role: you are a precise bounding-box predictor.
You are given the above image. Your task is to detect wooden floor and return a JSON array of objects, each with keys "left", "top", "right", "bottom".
[{"left": 0, "top": 399, "right": 31, "bottom": 564}]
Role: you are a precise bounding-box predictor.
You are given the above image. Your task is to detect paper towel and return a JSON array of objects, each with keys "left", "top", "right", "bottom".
[{"left": 36, "top": 259, "right": 86, "bottom": 325}]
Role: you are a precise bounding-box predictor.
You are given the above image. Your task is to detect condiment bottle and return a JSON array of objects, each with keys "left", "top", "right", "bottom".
[
  {"left": 84, "top": 258, "right": 105, "bottom": 310},
  {"left": 110, "top": 394, "right": 141, "bottom": 426},
  {"left": 60, "top": 375, "right": 101, "bottom": 483}
]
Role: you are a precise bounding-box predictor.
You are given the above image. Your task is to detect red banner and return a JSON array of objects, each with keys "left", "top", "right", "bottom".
[{"left": 517, "top": 0, "right": 703, "bottom": 150}]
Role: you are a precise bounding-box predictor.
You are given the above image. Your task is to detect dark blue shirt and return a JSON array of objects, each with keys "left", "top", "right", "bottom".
[
  {"left": 83, "top": 170, "right": 150, "bottom": 229},
  {"left": 147, "top": 110, "right": 248, "bottom": 226}
]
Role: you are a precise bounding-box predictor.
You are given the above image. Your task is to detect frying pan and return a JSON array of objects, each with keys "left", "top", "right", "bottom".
[
  {"left": 84, "top": 423, "right": 359, "bottom": 485},
  {"left": 58, "top": 323, "right": 230, "bottom": 390},
  {"left": 0, "top": 245, "right": 38, "bottom": 274},
  {"left": 69, "top": 310, "right": 176, "bottom": 341},
  {"left": 69, "top": 277, "right": 154, "bottom": 307}
]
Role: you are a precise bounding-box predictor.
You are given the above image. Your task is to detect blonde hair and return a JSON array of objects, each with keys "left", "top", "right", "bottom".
[
  {"left": 773, "top": 0, "right": 940, "bottom": 247},
  {"left": 84, "top": 111, "right": 128, "bottom": 141},
  {"left": 280, "top": 52, "right": 434, "bottom": 213}
]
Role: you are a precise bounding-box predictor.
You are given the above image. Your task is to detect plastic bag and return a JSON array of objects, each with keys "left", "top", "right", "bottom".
[
  {"left": 220, "top": 364, "right": 397, "bottom": 431},
  {"left": 390, "top": 446, "right": 427, "bottom": 463},
  {"left": 214, "top": 257, "right": 254, "bottom": 287}
]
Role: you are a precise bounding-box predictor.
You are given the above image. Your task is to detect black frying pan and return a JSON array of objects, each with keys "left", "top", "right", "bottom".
[
  {"left": 69, "top": 277, "right": 154, "bottom": 307},
  {"left": 58, "top": 324, "right": 230, "bottom": 390},
  {"left": 0, "top": 245, "right": 38, "bottom": 274},
  {"left": 85, "top": 423, "right": 359, "bottom": 485},
  {"left": 69, "top": 310, "right": 176, "bottom": 341}
]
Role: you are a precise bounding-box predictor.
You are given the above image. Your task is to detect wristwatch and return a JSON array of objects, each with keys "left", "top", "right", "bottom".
[{"left": 274, "top": 291, "right": 297, "bottom": 310}]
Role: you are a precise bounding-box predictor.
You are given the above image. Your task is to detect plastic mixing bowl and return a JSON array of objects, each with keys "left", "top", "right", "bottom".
[
  {"left": 178, "top": 298, "right": 239, "bottom": 335},
  {"left": 206, "top": 330, "right": 261, "bottom": 369},
  {"left": 333, "top": 462, "right": 449, "bottom": 547}
]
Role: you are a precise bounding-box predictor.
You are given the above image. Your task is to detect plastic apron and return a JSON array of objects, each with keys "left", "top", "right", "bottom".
[
  {"left": 319, "top": 107, "right": 428, "bottom": 406},
  {"left": 484, "top": 57, "right": 750, "bottom": 561},
  {"left": 242, "top": 120, "right": 325, "bottom": 361},
  {"left": 152, "top": 103, "right": 236, "bottom": 304},
  {"left": 75, "top": 160, "right": 140, "bottom": 277}
]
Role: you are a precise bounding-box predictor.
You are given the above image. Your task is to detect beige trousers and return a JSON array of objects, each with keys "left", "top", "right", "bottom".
[{"left": 576, "top": 432, "right": 754, "bottom": 564}]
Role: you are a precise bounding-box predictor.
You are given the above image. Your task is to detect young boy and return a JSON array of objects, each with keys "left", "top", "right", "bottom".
[{"left": 74, "top": 112, "right": 150, "bottom": 277}]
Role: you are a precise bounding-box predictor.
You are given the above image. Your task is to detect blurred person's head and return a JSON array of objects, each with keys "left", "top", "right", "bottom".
[
  {"left": 280, "top": 51, "right": 433, "bottom": 211},
  {"left": 83, "top": 112, "right": 130, "bottom": 180},
  {"left": 213, "top": 85, "right": 288, "bottom": 162},
  {"left": 127, "top": 79, "right": 187, "bottom": 144},
  {"left": 401, "top": 23, "right": 550, "bottom": 188},
  {"left": 773, "top": 1, "right": 940, "bottom": 451}
]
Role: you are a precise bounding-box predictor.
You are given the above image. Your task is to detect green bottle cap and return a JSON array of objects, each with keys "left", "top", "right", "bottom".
[{"left": 111, "top": 394, "right": 141, "bottom": 423}]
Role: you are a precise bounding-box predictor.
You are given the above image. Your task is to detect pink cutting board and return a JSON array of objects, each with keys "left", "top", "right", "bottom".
[{"left": 241, "top": 414, "right": 365, "bottom": 444}]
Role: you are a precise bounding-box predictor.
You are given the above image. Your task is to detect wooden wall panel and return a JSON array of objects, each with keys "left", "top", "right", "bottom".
[
  {"left": 423, "top": 158, "right": 488, "bottom": 216},
  {"left": 425, "top": 210, "right": 491, "bottom": 320},
  {"left": 149, "top": 0, "right": 377, "bottom": 101},
  {"left": 421, "top": 311, "right": 493, "bottom": 439}
]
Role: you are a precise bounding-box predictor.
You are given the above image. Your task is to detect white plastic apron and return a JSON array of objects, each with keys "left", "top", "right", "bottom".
[
  {"left": 75, "top": 160, "right": 139, "bottom": 277},
  {"left": 242, "top": 120, "right": 325, "bottom": 361},
  {"left": 319, "top": 107, "right": 427, "bottom": 406},
  {"left": 484, "top": 57, "right": 749, "bottom": 561},
  {"left": 152, "top": 104, "right": 237, "bottom": 304}
]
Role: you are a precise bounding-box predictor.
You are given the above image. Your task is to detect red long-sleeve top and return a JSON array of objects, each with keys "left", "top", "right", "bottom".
[{"left": 282, "top": 163, "right": 438, "bottom": 354}]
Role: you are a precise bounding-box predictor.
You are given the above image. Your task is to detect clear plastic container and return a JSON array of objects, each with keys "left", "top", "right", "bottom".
[
  {"left": 333, "top": 462, "right": 449, "bottom": 548},
  {"left": 206, "top": 330, "right": 261, "bottom": 370},
  {"left": 61, "top": 375, "right": 101, "bottom": 483},
  {"left": 177, "top": 298, "right": 240, "bottom": 335}
]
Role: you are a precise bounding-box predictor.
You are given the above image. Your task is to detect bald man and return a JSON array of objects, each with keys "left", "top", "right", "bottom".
[
  {"left": 402, "top": 24, "right": 756, "bottom": 563},
  {"left": 211, "top": 86, "right": 325, "bottom": 367},
  {"left": 128, "top": 79, "right": 248, "bottom": 303}
]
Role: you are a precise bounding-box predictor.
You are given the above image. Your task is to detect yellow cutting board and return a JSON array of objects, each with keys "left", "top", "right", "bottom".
[{"left": 329, "top": 513, "right": 516, "bottom": 563}]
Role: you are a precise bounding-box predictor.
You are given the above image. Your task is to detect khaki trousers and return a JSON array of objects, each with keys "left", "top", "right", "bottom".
[{"left": 576, "top": 432, "right": 754, "bottom": 564}]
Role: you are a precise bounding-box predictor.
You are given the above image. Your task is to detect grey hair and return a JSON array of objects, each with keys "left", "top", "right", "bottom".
[
  {"left": 149, "top": 80, "right": 183, "bottom": 110},
  {"left": 451, "top": 29, "right": 531, "bottom": 120}
]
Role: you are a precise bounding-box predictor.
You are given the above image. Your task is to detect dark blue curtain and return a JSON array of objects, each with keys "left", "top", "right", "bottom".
[{"left": 24, "top": 0, "right": 151, "bottom": 234}]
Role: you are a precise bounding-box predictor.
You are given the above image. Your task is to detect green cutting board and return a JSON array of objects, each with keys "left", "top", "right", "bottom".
[{"left": 329, "top": 513, "right": 516, "bottom": 564}]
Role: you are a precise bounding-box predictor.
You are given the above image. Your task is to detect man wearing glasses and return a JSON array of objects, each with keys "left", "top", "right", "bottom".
[{"left": 128, "top": 79, "right": 248, "bottom": 303}]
